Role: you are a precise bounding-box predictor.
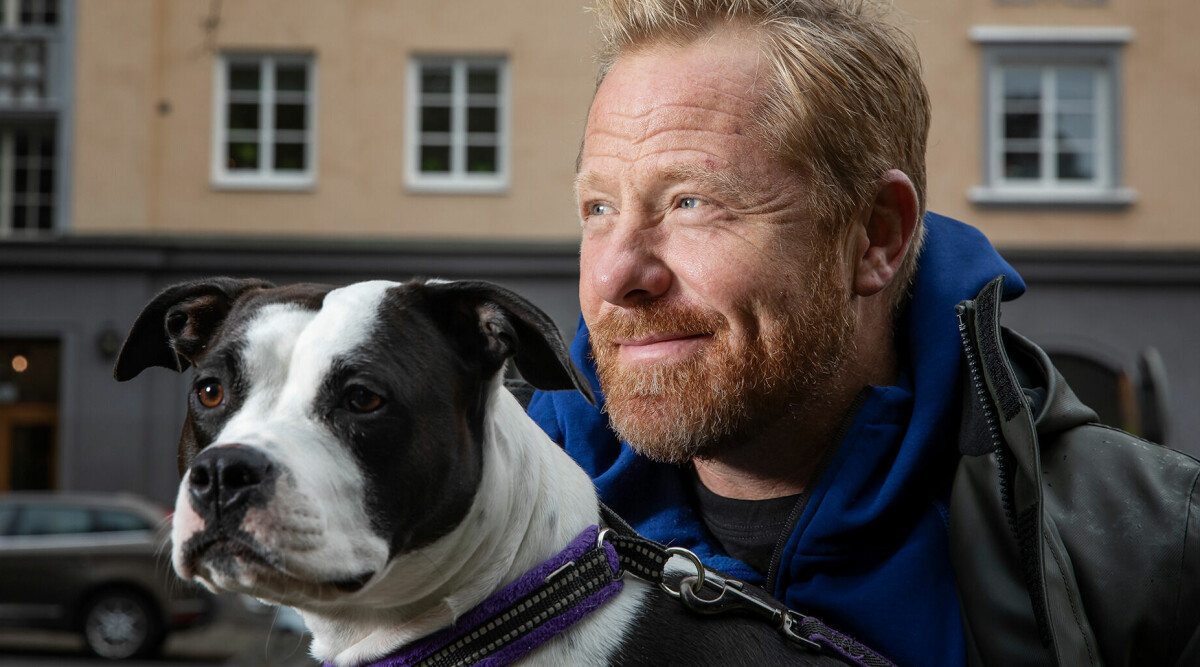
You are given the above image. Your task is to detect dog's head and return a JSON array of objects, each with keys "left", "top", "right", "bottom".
[{"left": 114, "top": 278, "right": 592, "bottom": 607}]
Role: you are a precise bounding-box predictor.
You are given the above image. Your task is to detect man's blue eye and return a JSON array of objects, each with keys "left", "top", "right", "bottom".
[
  {"left": 589, "top": 203, "right": 612, "bottom": 215},
  {"left": 680, "top": 197, "right": 701, "bottom": 209}
]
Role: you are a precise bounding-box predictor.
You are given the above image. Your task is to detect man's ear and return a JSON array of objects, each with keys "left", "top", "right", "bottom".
[
  {"left": 113, "top": 278, "right": 273, "bottom": 381},
  {"left": 418, "top": 280, "right": 596, "bottom": 405},
  {"left": 851, "top": 169, "right": 919, "bottom": 298}
]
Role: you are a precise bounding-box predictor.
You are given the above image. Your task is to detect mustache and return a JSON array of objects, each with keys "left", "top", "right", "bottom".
[{"left": 590, "top": 303, "right": 728, "bottom": 343}]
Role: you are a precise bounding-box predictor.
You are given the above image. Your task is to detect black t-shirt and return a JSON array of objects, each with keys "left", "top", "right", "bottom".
[{"left": 689, "top": 470, "right": 800, "bottom": 578}]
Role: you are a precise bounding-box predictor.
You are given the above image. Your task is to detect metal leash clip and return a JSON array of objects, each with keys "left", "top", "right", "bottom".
[{"left": 677, "top": 571, "right": 821, "bottom": 652}]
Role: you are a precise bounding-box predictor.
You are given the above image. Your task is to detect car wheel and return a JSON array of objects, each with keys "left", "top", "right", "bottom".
[{"left": 81, "top": 589, "right": 164, "bottom": 659}]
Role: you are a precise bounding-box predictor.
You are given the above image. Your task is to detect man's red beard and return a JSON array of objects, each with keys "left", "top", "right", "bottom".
[{"left": 589, "top": 254, "right": 855, "bottom": 464}]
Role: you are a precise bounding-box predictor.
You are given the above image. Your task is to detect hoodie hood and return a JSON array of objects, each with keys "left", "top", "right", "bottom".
[{"left": 527, "top": 213, "right": 1024, "bottom": 667}]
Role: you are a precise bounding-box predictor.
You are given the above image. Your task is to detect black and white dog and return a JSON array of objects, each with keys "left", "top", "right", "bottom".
[{"left": 115, "top": 278, "right": 874, "bottom": 667}]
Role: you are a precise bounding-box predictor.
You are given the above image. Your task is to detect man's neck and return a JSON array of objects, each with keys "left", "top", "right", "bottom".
[{"left": 692, "top": 395, "right": 846, "bottom": 500}]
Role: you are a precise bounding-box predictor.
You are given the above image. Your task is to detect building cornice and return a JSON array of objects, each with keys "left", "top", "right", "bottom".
[
  {"left": 999, "top": 247, "right": 1200, "bottom": 286},
  {"left": 969, "top": 25, "right": 1135, "bottom": 44},
  {"left": 0, "top": 234, "right": 582, "bottom": 279}
]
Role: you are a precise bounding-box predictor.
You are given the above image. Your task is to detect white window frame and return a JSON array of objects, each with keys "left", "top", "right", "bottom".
[
  {"left": 968, "top": 27, "right": 1136, "bottom": 207},
  {"left": 406, "top": 55, "right": 509, "bottom": 194},
  {"left": 211, "top": 53, "right": 317, "bottom": 190}
]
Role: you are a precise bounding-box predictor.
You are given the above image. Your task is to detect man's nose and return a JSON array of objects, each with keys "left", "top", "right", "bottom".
[{"left": 585, "top": 223, "right": 672, "bottom": 307}]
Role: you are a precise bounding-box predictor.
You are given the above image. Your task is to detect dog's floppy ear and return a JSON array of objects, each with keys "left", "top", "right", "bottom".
[
  {"left": 420, "top": 280, "right": 596, "bottom": 405},
  {"left": 114, "top": 277, "right": 273, "bottom": 381}
]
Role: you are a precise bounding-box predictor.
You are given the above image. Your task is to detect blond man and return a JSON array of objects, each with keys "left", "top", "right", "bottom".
[{"left": 528, "top": 2, "right": 1200, "bottom": 665}]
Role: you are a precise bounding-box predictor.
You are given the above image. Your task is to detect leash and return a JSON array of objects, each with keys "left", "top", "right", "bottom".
[
  {"left": 346, "top": 506, "right": 895, "bottom": 667},
  {"left": 597, "top": 504, "right": 896, "bottom": 667}
]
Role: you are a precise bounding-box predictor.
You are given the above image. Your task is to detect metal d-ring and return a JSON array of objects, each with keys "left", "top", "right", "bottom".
[
  {"left": 659, "top": 546, "right": 706, "bottom": 598},
  {"left": 596, "top": 527, "right": 615, "bottom": 549}
]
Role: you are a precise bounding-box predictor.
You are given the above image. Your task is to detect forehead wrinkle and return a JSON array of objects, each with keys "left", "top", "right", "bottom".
[
  {"left": 241, "top": 304, "right": 318, "bottom": 394},
  {"left": 281, "top": 281, "right": 394, "bottom": 406}
]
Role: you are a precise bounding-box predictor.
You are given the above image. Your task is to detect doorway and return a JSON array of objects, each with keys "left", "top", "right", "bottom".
[{"left": 0, "top": 338, "right": 59, "bottom": 490}]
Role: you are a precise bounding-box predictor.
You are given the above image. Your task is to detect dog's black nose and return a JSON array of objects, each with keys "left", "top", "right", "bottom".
[{"left": 188, "top": 446, "right": 276, "bottom": 519}]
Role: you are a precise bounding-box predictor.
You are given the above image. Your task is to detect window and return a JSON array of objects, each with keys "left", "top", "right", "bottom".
[
  {"left": 0, "top": 124, "right": 54, "bottom": 235},
  {"left": 212, "top": 54, "right": 316, "bottom": 189},
  {"left": 12, "top": 505, "right": 90, "bottom": 535},
  {"left": 407, "top": 56, "right": 508, "bottom": 193},
  {"left": 0, "top": 36, "right": 48, "bottom": 105},
  {"left": 969, "top": 27, "right": 1136, "bottom": 207},
  {"left": 0, "top": 0, "right": 59, "bottom": 28},
  {"left": 94, "top": 510, "right": 154, "bottom": 533}
]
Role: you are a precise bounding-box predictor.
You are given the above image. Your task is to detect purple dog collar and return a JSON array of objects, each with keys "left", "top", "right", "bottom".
[{"left": 340, "top": 525, "right": 623, "bottom": 667}]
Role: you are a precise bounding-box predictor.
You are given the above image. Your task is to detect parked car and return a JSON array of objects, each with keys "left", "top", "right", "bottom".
[{"left": 0, "top": 491, "right": 213, "bottom": 659}]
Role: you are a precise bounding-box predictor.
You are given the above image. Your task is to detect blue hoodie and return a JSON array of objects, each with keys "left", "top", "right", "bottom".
[{"left": 527, "top": 213, "right": 1025, "bottom": 667}]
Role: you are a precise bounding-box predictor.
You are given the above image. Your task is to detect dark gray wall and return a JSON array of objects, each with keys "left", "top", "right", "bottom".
[
  {"left": 1001, "top": 249, "right": 1200, "bottom": 454},
  {"left": 2, "top": 238, "right": 1197, "bottom": 507}
]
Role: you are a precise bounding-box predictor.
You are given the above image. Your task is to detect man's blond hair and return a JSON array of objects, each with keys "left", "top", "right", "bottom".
[{"left": 591, "top": 0, "right": 931, "bottom": 298}]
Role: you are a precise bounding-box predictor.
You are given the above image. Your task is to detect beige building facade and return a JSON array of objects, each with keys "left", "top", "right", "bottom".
[
  {"left": 60, "top": 0, "right": 1200, "bottom": 250},
  {"left": 910, "top": 0, "right": 1200, "bottom": 249},
  {"left": 71, "top": 0, "right": 599, "bottom": 241}
]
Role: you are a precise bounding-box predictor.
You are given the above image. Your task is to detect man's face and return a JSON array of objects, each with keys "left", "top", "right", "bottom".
[{"left": 576, "top": 33, "right": 856, "bottom": 463}]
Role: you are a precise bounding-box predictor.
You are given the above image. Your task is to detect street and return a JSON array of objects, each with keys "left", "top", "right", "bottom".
[{"left": 0, "top": 598, "right": 319, "bottom": 667}]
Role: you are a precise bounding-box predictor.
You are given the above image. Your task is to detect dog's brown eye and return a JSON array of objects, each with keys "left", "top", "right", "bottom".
[
  {"left": 344, "top": 387, "right": 383, "bottom": 413},
  {"left": 197, "top": 381, "right": 224, "bottom": 408}
]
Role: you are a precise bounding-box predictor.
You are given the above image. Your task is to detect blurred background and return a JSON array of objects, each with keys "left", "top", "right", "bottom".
[{"left": 0, "top": 0, "right": 1196, "bottom": 663}]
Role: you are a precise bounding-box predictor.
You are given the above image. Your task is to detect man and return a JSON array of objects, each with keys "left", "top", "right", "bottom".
[{"left": 527, "top": 1, "right": 1200, "bottom": 666}]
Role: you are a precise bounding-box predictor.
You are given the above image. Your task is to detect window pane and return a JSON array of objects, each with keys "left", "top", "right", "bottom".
[
  {"left": 95, "top": 510, "right": 154, "bottom": 533},
  {"left": 274, "top": 103, "right": 306, "bottom": 131},
  {"left": 13, "top": 204, "right": 26, "bottom": 229},
  {"left": 1057, "top": 68, "right": 1095, "bottom": 102},
  {"left": 467, "top": 68, "right": 498, "bottom": 94},
  {"left": 36, "top": 204, "right": 51, "bottom": 230},
  {"left": 421, "top": 106, "right": 451, "bottom": 133},
  {"left": 14, "top": 167, "right": 26, "bottom": 192},
  {"left": 276, "top": 65, "right": 307, "bottom": 92},
  {"left": 1003, "top": 68, "right": 1041, "bottom": 101},
  {"left": 1056, "top": 113, "right": 1094, "bottom": 142},
  {"left": 228, "top": 102, "right": 260, "bottom": 130},
  {"left": 273, "top": 143, "right": 305, "bottom": 171},
  {"left": 467, "top": 106, "right": 497, "bottom": 133},
  {"left": 229, "top": 64, "right": 261, "bottom": 91},
  {"left": 1004, "top": 152, "right": 1040, "bottom": 179},
  {"left": 227, "top": 142, "right": 259, "bottom": 170},
  {"left": 467, "top": 146, "right": 497, "bottom": 173},
  {"left": 1004, "top": 112, "right": 1039, "bottom": 140},
  {"left": 37, "top": 168, "right": 52, "bottom": 194},
  {"left": 13, "top": 505, "right": 91, "bottom": 535},
  {"left": 420, "top": 145, "right": 451, "bottom": 173},
  {"left": 0, "top": 505, "right": 15, "bottom": 535},
  {"left": 421, "top": 68, "right": 452, "bottom": 94},
  {"left": 1057, "top": 150, "right": 1094, "bottom": 180}
]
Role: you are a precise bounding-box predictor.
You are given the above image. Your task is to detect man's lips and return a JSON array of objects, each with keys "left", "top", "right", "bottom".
[{"left": 614, "top": 333, "right": 711, "bottom": 363}]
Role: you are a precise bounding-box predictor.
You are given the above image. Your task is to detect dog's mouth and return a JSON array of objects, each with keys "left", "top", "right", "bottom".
[{"left": 180, "top": 530, "right": 375, "bottom": 599}]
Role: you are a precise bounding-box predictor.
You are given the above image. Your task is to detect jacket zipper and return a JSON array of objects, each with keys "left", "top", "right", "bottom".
[
  {"left": 764, "top": 388, "right": 870, "bottom": 595},
  {"left": 955, "top": 303, "right": 1015, "bottom": 531}
]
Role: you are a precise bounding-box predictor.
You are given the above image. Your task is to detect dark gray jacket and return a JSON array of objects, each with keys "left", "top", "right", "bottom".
[{"left": 952, "top": 277, "right": 1200, "bottom": 666}]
